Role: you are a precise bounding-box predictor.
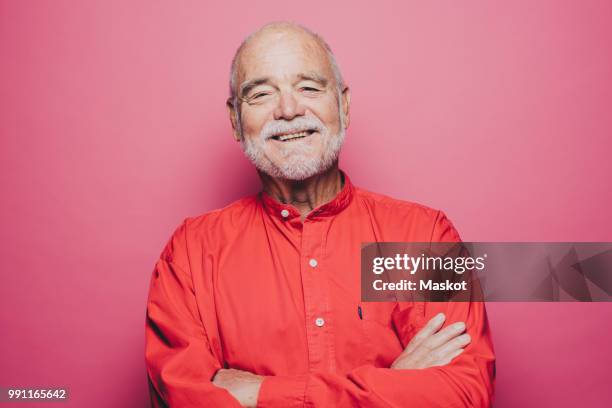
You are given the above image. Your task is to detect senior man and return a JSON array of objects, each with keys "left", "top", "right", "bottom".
[{"left": 145, "top": 22, "right": 495, "bottom": 407}]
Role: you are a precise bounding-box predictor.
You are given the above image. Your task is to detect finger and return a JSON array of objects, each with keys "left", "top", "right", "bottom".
[
  {"left": 391, "top": 356, "right": 414, "bottom": 370},
  {"left": 433, "top": 347, "right": 465, "bottom": 367},
  {"left": 390, "top": 355, "right": 405, "bottom": 369},
  {"left": 404, "top": 312, "right": 446, "bottom": 354},
  {"left": 435, "top": 333, "right": 471, "bottom": 357},
  {"left": 421, "top": 321, "right": 466, "bottom": 351},
  {"left": 212, "top": 368, "right": 226, "bottom": 381}
]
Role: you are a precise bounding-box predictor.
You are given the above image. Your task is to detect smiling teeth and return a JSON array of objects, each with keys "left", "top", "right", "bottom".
[{"left": 277, "top": 131, "right": 309, "bottom": 141}]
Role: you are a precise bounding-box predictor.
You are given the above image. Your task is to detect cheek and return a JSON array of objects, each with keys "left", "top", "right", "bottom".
[
  {"left": 240, "top": 109, "right": 268, "bottom": 136},
  {"left": 310, "top": 98, "right": 341, "bottom": 132}
]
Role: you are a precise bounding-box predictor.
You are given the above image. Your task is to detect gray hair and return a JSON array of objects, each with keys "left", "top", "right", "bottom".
[{"left": 228, "top": 21, "right": 345, "bottom": 135}]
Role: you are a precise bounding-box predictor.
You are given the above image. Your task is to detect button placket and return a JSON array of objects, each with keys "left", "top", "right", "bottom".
[{"left": 300, "top": 219, "right": 329, "bottom": 370}]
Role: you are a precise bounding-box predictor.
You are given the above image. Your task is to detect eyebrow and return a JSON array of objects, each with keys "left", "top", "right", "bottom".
[
  {"left": 297, "top": 73, "right": 328, "bottom": 87},
  {"left": 239, "top": 77, "right": 271, "bottom": 98},
  {"left": 239, "top": 72, "right": 330, "bottom": 98}
]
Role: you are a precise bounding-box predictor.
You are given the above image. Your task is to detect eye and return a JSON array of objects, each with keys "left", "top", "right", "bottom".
[
  {"left": 246, "top": 92, "right": 273, "bottom": 104},
  {"left": 251, "top": 92, "right": 269, "bottom": 99},
  {"left": 301, "top": 87, "right": 321, "bottom": 92}
]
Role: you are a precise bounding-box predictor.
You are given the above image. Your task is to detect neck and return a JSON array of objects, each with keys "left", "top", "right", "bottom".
[{"left": 259, "top": 164, "right": 343, "bottom": 220}]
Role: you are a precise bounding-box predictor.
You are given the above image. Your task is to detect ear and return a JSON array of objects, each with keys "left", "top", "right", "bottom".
[
  {"left": 226, "top": 97, "right": 242, "bottom": 142},
  {"left": 340, "top": 86, "right": 351, "bottom": 129}
]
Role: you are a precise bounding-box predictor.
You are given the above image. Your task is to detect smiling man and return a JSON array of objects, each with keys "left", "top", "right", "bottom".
[{"left": 145, "top": 21, "right": 495, "bottom": 407}]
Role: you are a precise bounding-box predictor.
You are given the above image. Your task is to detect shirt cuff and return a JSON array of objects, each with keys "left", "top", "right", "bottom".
[{"left": 256, "top": 374, "right": 308, "bottom": 408}]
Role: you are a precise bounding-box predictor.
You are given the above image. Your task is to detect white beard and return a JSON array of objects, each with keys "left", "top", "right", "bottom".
[{"left": 239, "top": 115, "right": 346, "bottom": 181}]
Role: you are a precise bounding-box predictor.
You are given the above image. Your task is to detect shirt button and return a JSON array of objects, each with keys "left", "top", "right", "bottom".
[
  {"left": 315, "top": 317, "right": 325, "bottom": 327},
  {"left": 280, "top": 209, "right": 290, "bottom": 218},
  {"left": 309, "top": 258, "right": 318, "bottom": 268}
]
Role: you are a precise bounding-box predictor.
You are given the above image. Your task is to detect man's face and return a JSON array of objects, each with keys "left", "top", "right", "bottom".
[{"left": 231, "top": 29, "right": 349, "bottom": 180}]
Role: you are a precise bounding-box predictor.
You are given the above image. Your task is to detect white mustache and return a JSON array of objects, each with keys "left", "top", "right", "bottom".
[{"left": 260, "top": 117, "right": 326, "bottom": 140}]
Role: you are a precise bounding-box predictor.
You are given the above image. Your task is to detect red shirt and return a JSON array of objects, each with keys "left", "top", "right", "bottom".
[{"left": 145, "top": 169, "right": 495, "bottom": 407}]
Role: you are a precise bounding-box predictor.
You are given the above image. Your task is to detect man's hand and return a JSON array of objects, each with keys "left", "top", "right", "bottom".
[
  {"left": 212, "top": 368, "right": 263, "bottom": 407},
  {"left": 391, "top": 312, "right": 471, "bottom": 370}
]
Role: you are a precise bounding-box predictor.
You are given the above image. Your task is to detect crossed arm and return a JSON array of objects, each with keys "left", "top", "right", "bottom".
[
  {"left": 146, "top": 255, "right": 495, "bottom": 408},
  {"left": 212, "top": 312, "right": 479, "bottom": 407}
]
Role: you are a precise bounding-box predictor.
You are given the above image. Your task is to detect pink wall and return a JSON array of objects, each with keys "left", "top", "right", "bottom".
[{"left": 1, "top": 1, "right": 611, "bottom": 406}]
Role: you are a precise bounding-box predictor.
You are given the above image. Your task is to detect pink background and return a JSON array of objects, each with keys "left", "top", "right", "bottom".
[{"left": 1, "top": 1, "right": 611, "bottom": 406}]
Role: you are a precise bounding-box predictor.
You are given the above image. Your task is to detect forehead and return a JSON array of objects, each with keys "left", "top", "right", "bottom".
[{"left": 237, "top": 29, "right": 334, "bottom": 85}]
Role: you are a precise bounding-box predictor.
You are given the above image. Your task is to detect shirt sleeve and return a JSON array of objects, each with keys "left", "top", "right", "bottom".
[
  {"left": 256, "top": 211, "right": 496, "bottom": 408},
  {"left": 144, "top": 219, "right": 242, "bottom": 408}
]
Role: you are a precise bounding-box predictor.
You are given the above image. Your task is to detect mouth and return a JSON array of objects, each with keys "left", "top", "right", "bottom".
[{"left": 270, "top": 129, "right": 317, "bottom": 142}]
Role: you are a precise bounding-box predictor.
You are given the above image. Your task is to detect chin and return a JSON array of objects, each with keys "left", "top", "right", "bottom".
[{"left": 272, "top": 158, "right": 325, "bottom": 180}]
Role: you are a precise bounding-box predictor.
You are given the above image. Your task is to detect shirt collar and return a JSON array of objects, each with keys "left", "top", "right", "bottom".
[{"left": 259, "top": 169, "right": 355, "bottom": 221}]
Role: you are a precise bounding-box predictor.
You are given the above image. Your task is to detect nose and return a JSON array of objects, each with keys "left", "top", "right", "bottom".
[{"left": 273, "top": 90, "right": 305, "bottom": 121}]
